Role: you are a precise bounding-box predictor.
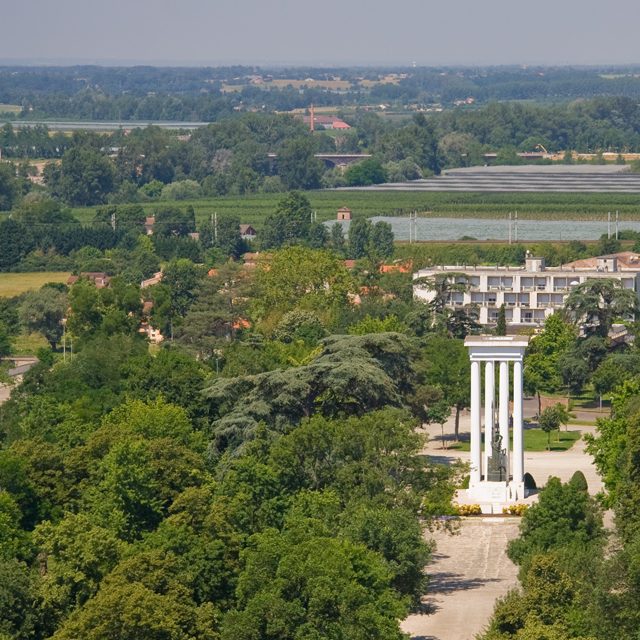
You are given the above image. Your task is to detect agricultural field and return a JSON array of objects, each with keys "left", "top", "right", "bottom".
[
  {"left": 65, "top": 190, "right": 640, "bottom": 229},
  {"left": 284, "top": 107, "right": 345, "bottom": 114},
  {"left": 222, "top": 73, "right": 407, "bottom": 93},
  {"left": 222, "top": 76, "right": 400, "bottom": 93},
  {"left": 0, "top": 103, "right": 21, "bottom": 115},
  {"left": 222, "top": 79, "right": 353, "bottom": 92},
  {"left": 269, "top": 79, "right": 353, "bottom": 90},
  {"left": 0, "top": 272, "right": 71, "bottom": 297}
]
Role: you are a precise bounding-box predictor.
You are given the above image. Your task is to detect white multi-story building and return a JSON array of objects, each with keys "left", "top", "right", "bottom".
[{"left": 413, "top": 252, "right": 640, "bottom": 327}]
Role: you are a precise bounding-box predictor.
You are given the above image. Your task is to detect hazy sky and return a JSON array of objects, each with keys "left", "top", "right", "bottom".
[{"left": 2, "top": 0, "right": 640, "bottom": 66}]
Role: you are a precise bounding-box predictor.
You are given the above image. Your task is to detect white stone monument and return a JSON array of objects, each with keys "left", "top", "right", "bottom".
[{"left": 463, "top": 335, "right": 530, "bottom": 505}]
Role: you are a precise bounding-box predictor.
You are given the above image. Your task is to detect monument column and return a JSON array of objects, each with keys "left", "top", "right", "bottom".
[
  {"left": 499, "top": 360, "right": 510, "bottom": 477},
  {"left": 470, "top": 360, "right": 482, "bottom": 485},
  {"left": 483, "top": 360, "right": 495, "bottom": 479},
  {"left": 512, "top": 359, "right": 524, "bottom": 484},
  {"left": 464, "top": 336, "right": 530, "bottom": 507}
]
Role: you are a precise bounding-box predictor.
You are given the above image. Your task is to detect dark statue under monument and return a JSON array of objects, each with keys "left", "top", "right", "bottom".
[{"left": 486, "top": 427, "right": 507, "bottom": 482}]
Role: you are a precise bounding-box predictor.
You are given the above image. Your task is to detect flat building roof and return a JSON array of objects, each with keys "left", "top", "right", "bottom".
[{"left": 464, "top": 335, "right": 530, "bottom": 348}]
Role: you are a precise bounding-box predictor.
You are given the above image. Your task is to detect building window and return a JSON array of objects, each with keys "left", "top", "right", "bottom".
[{"left": 521, "top": 277, "right": 534, "bottom": 291}]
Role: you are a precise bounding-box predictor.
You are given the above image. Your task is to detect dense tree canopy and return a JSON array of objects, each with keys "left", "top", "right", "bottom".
[
  {"left": 19, "top": 287, "right": 68, "bottom": 350},
  {"left": 8, "top": 63, "right": 640, "bottom": 640},
  {"left": 45, "top": 147, "right": 115, "bottom": 206},
  {"left": 564, "top": 278, "right": 639, "bottom": 337}
]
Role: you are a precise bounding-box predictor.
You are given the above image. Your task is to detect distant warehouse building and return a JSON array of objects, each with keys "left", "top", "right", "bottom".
[{"left": 413, "top": 252, "right": 640, "bottom": 328}]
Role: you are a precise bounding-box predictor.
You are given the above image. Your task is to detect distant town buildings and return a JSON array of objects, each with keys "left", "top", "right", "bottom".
[
  {"left": 336, "top": 207, "right": 352, "bottom": 221},
  {"left": 139, "top": 319, "right": 164, "bottom": 344},
  {"left": 302, "top": 114, "right": 350, "bottom": 130},
  {"left": 240, "top": 224, "right": 257, "bottom": 240},
  {"left": 66, "top": 272, "right": 111, "bottom": 288},
  {"left": 242, "top": 252, "right": 270, "bottom": 269},
  {"left": 141, "top": 271, "right": 163, "bottom": 289},
  {"left": 380, "top": 261, "right": 412, "bottom": 274},
  {"left": 413, "top": 251, "right": 640, "bottom": 327}
]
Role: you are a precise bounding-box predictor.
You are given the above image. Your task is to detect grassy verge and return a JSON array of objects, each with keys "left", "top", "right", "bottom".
[
  {"left": 569, "top": 395, "right": 611, "bottom": 411},
  {"left": 569, "top": 418, "right": 599, "bottom": 426},
  {"left": 447, "top": 428, "right": 581, "bottom": 452},
  {"left": 0, "top": 272, "right": 71, "bottom": 297},
  {"left": 524, "top": 428, "right": 582, "bottom": 451}
]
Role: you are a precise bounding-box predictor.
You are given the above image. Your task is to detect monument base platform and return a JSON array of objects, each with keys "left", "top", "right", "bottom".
[
  {"left": 457, "top": 481, "right": 533, "bottom": 514},
  {"left": 468, "top": 481, "right": 509, "bottom": 504}
]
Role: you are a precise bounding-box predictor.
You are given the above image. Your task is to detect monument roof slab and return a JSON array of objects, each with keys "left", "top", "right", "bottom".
[{"left": 464, "top": 335, "right": 529, "bottom": 361}]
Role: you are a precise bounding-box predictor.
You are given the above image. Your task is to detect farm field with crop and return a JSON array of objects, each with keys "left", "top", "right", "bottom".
[
  {"left": 58, "top": 190, "right": 640, "bottom": 228},
  {"left": 0, "top": 103, "right": 21, "bottom": 114},
  {"left": 0, "top": 272, "right": 71, "bottom": 297}
]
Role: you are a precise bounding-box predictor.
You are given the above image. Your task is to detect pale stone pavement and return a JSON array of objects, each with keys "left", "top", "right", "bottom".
[
  {"left": 403, "top": 409, "right": 604, "bottom": 640},
  {"left": 402, "top": 519, "right": 520, "bottom": 640}
]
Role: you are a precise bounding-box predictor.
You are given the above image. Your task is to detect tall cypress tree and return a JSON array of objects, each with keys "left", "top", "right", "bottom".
[{"left": 496, "top": 304, "right": 507, "bottom": 336}]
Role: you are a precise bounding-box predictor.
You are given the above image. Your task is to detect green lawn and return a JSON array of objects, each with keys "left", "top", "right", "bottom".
[
  {"left": 447, "top": 428, "right": 581, "bottom": 452},
  {"left": 0, "top": 273, "right": 71, "bottom": 298},
  {"left": 524, "top": 428, "right": 582, "bottom": 451},
  {"left": 569, "top": 418, "right": 598, "bottom": 426}
]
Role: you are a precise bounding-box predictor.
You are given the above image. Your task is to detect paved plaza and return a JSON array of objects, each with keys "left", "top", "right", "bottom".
[
  {"left": 423, "top": 418, "right": 603, "bottom": 496},
  {"left": 402, "top": 518, "right": 520, "bottom": 640},
  {"left": 403, "top": 408, "right": 604, "bottom": 640}
]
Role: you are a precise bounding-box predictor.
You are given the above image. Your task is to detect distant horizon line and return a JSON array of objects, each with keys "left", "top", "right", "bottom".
[{"left": 1, "top": 57, "right": 640, "bottom": 69}]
